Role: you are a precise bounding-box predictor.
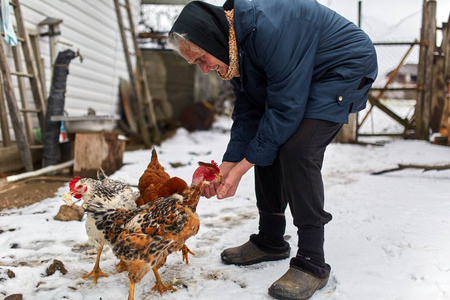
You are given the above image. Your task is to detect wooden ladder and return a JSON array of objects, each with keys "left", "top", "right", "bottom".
[
  {"left": 113, "top": 0, "right": 160, "bottom": 147},
  {"left": 0, "top": 0, "right": 47, "bottom": 171}
]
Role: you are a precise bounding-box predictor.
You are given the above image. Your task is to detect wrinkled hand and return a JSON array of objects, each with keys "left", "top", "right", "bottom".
[
  {"left": 202, "top": 159, "right": 254, "bottom": 199},
  {"left": 202, "top": 162, "right": 236, "bottom": 199}
]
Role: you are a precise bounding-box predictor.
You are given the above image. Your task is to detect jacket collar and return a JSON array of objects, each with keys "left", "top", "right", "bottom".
[{"left": 233, "top": 0, "right": 256, "bottom": 45}]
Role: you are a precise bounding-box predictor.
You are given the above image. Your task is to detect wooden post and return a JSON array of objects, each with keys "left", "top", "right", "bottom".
[
  {"left": 335, "top": 114, "right": 357, "bottom": 143},
  {"left": 415, "top": 0, "right": 437, "bottom": 139},
  {"left": 440, "top": 17, "right": 450, "bottom": 141},
  {"left": 430, "top": 54, "right": 446, "bottom": 132}
]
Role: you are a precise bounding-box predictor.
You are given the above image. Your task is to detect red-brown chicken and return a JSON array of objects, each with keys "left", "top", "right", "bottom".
[
  {"left": 85, "top": 161, "right": 221, "bottom": 300},
  {"left": 136, "top": 148, "right": 188, "bottom": 207}
]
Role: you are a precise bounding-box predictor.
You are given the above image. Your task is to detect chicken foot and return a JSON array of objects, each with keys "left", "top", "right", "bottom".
[
  {"left": 180, "top": 244, "right": 195, "bottom": 264},
  {"left": 151, "top": 267, "right": 177, "bottom": 295},
  {"left": 116, "top": 260, "right": 128, "bottom": 273},
  {"left": 82, "top": 249, "right": 108, "bottom": 284}
]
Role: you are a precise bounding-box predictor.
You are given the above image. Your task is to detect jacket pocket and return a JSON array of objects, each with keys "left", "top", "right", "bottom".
[{"left": 336, "top": 79, "right": 372, "bottom": 112}]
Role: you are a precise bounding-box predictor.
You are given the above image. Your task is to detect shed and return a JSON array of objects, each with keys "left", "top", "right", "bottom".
[{"left": 0, "top": 0, "right": 141, "bottom": 173}]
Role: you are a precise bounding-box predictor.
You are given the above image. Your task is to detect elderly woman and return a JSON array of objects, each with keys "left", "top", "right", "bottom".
[{"left": 169, "top": 0, "right": 377, "bottom": 299}]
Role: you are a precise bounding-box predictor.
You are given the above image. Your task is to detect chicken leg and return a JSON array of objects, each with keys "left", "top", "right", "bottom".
[
  {"left": 180, "top": 244, "right": 195, "bottom": 264},
  {"left": 116, "top": 260, "right": 127, "bottom": 273},
  {"left": 151, "top": 267, "right": 177, "bottom": 295},
  {"left": 82, "top": 248, "right": 108, "bottom": 283}
]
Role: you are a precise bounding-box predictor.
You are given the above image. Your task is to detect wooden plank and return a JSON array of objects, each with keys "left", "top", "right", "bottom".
[
  {"left": 0, "top": 73, "right": 12, "bottom": 147},
  {"left": 0, "top": 145, "right": 43, "bottom": 173},
  {"left": 0, "top": 40, "right": 34, "bottom": 171}
]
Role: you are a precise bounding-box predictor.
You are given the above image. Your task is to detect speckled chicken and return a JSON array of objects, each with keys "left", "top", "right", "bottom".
[
  {"left": 85, "top": 161, "right": 221, "bottom": 300},
  {"left": 135, "top": 148, "right": 200, "bottom": 264},
  {"left": 63, "top": 169, "right": 139, "bottom": 283}
]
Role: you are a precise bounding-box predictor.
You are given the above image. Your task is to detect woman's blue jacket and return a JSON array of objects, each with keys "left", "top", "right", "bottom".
[{"left": 223, "top": 0, "right": 378, "bottom": 166}]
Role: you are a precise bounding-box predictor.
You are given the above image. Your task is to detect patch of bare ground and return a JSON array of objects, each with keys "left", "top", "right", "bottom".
[{"left": 0, "top": 171, "right": 72, "bottom": 211}]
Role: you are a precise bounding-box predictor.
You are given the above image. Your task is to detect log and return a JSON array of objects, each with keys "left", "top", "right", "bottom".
[{"left": 371, "top": 163, "right": 450, "bottom": 175}]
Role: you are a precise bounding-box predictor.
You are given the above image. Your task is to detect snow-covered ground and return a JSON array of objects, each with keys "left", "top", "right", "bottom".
[{"left": 1, "top": 117, "right": 449, "bottom": 300}]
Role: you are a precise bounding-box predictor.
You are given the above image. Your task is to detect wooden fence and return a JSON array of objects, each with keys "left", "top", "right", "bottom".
[{"left": 338, "top": 0, "right": 450, "bottom": 144}]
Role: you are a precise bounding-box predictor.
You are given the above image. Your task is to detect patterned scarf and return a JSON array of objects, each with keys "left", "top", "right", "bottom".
[{"left": 219, "top": 9, "right": 240, "bottom": 80}]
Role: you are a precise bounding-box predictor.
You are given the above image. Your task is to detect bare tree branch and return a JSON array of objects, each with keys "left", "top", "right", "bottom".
[{"left": 371, "top": 164, "right": 450, "bottom": 175}]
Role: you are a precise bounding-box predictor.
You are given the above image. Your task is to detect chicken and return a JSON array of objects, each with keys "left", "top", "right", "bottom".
[
  {"left": 85, "top": 161, "right": 221, "bottom": 300},
  {"left": 63, "top": 169, "right": 139, "bottom": 283},
  {"left": 135, "top": 148, "right": 196, "bottom": 263},
  {"left": 136, "top": 148, "right": 188, "bottom": 207}
]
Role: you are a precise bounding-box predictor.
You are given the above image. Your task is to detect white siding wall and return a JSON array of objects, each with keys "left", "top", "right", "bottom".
[{"left": 3, "top": 0, "right": 140, "bottom": 132}]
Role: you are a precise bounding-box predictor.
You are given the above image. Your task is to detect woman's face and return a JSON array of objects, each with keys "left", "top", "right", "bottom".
[{"left": 179, "top": 41, "right": 228, "bottom": 76}]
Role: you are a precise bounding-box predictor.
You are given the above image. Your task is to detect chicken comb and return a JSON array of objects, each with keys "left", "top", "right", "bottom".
[
  {"left": 69, "top": 176, "right": 80, "bottom": 190},
  {"left": 211, "top": 160, "right": 220, "bottom": 172},
  {"left": 197, "top": 161, "right": 220, "bottom": 174}
]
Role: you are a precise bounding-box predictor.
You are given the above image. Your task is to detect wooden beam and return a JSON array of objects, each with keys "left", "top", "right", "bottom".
[
  {"left": 415, "top": 0, "right": 437, "bottom": 139},
  {"left": 368, "top": 94, "right": 415, "bottom": 130}
]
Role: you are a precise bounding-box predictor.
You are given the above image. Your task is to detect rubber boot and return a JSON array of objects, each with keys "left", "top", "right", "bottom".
[
  {"left": 221, "top": 234, "right": 290, "bottom": 266},
  {"left": 268, "top": 256, "right": 330, "bottom": 300}
]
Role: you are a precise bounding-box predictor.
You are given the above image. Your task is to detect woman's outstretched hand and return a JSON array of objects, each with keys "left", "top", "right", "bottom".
[{"left": 201, "top": 159, "right": 254, "bottom": 199}]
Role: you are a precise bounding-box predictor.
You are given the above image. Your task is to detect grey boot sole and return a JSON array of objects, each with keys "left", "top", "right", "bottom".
[
  {"left": 221, "top": 240, "right": 290, "bottom": 266},
  {"left": 268, "top": 267, "right": 329, "bottom": 300}
]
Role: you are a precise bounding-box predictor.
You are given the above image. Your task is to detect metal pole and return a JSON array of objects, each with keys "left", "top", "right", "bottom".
[{"left": 358, "top": 1, "right": 362, "bottom": 28}]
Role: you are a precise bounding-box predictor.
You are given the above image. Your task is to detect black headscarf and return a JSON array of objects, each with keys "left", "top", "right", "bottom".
[{"left": 170, "top": 1, "right": 229, "bottom": 65}]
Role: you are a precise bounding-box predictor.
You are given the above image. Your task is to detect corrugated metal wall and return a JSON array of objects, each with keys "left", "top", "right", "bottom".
[{"left": 4, "top": 0, "right": 140, "bottom": 126}]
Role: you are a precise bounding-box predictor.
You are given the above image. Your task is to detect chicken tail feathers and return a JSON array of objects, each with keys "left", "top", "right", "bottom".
[{"left": 97, "top": 167, "right": 107, "bottom": 182}]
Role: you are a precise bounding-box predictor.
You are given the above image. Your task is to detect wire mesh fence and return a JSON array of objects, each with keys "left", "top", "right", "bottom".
[{"left": 358, "top": 43, "right": 420, "bottom": 136}]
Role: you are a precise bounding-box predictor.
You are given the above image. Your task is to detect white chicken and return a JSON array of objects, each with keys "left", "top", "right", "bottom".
[{"left": 63, "top": 169, "right": 139, "bottom": 283}]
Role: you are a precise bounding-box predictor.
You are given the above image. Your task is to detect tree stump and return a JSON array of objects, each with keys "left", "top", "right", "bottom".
[{"left": 73, "top": 133, "right": 125, "bottom": 178}]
